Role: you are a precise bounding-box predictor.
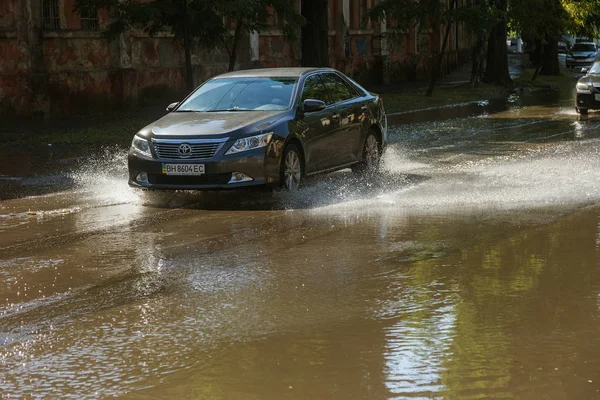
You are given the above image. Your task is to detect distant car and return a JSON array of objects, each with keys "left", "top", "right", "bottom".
[
  {"left": 575, "top": 57, "right": 600, "bottom": 114},
  {"left": 566, "top": 42, "right": 598, "bottom": 69},
  {"left": 128, "top": 68, "right": 388, "bottom": 191}
]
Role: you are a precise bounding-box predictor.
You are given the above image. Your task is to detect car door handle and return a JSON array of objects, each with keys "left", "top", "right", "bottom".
[
  {"left": 360, "top": 105, "right": 368, "bottom": 110},
  {"left": 331, "top": 114, "right": 340, "bottom": 119}
]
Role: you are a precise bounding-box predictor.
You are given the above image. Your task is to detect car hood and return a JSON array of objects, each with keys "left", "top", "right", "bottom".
[
  {"left": 578, "top": 74, "right": 600, "bottom": 85},
  {"left": 140, "top": 110, "right": 285, "bottom": 138}
]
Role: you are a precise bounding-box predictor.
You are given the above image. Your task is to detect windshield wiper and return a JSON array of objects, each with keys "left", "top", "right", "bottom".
[{"left": 174, "top": 109, "right": 200, "bottom": 113}]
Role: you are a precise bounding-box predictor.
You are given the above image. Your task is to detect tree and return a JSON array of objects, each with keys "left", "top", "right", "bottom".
[
  {"left": 482, "top": 0, "right": 512, "bottom": 85},
  {"left": 509, "top": 0, "right": 565, "bottom": 78},
  {"left": 301, "top": 0, "right": 329, "bottom": 67},
  {"left": 368, "top": 0, "right": 449, "bottom": 96},
  {"left": 368, "top": 0, "right": 495, "bottom": 95},
  {"left": 563, "top": 0, "right": 600, "bottom": 38},
  {"left": 75, "top": 0, "right": 226, "bottom": 91},
  {"left": 216, "top": 0, "right": 304, "bottom": 72},
  {"left": 75, "top": 0, "right": 303, "bottom": 91},
  {"left": 453, "top": 0, "right": 497, "bottom": 88},
  {"left": 508, "top": 0, "right": 600, "bottom": 79},
  {"left": 426, "top": 0, "right": 457, "bottom": 97}
]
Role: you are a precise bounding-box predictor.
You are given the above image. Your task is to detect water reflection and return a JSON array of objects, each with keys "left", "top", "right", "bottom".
[{"left": 5, "top": 88, "right": 600, "bottom": 398}]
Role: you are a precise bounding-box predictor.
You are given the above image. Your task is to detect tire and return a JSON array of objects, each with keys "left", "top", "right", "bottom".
[
  {"left": 576, "top": 107, "right": 588, "bottom": 115},
  {"left": 280, "top": 144, "right": 303, "bottom": 191},
  {"left": 352, "top": 130, "right": 382, "bottom": 174}
]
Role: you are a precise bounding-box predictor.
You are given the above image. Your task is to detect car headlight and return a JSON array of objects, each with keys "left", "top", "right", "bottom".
[
  {"left": 131, "top": 136, "right": 152, "bottom": 157},
  {"left": 225, "top": 133, "right": 272, "bottom": 155},
  {"left": 576, "top": 82, "right": 591, "bottom": 93}
]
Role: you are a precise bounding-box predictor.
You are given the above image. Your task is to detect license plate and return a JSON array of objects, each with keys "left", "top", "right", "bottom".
[
  {"left": 162, "top": 163, "right": 205, "bottom": 175},
  {"left": 595, "top": 94, "right": 600, "bottom": 101}
]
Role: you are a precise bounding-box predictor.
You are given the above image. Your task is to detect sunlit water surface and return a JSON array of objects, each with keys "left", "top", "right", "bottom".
[{"left": 2, "top": 100, "right": 600, "bottom": 399}]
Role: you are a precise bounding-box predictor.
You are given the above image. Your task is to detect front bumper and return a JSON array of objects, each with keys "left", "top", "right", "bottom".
[
  {"left": 576, "top": 92, "right": 600, "bottom": 110},
  {"left": 566, "top": 59, "right": 594, "bottom": 69},
  {"left": 128, "top": 145, "right": 282, "bottom": 190}
]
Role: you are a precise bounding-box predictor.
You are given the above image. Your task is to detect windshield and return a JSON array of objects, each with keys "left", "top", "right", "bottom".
[
  {"left": 571, "top": 43, "right": 596, "bottom": 52},
  {"left": 177, "top": 77, "right": 297, "bottom": 112}
]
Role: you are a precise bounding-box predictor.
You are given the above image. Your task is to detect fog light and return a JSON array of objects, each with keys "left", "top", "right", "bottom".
[
  {"left": 136, "top": 172, "right": 148, "bottom": 183},
  {"left": 228, "top": 172, "right": 253, "bottom": 184}
]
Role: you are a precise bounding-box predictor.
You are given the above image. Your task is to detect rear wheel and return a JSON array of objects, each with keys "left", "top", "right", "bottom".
[
  {"left": 352, "top": 130, "right": 381, "bottom": 174},
  {"left": 281, "top": 144, "right": 303, "bottom": 191},
  {"left": 576, "top": 107, "right": 588, "bottom": 115}
]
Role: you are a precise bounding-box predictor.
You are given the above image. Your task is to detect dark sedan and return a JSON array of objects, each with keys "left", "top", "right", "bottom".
[
  {"left": 575, "top": 59, "right": 600, "bottom": 114},
  {"left": 128, "top": 68, "right": 387, "bottom": 191}
]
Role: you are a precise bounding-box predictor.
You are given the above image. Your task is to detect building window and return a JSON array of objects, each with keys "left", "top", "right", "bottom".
[
  {"left": 358, "top": 0, "right": 367, "bottom": 28},
  {"left": 80, "top": 8, "right": 99, "bottom": 30},
  {"left": 43, "top": 0, "right": 60, "bottom": 30}
]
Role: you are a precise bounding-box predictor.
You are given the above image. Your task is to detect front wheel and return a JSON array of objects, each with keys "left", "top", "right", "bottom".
[
  {"left": 281, "top": 144, "right": 303, "bottom": 191},
  {"left": 352, "top": 131, "right": 381, "bottom": 174},
  {"left": 576, "top": 107, "right": 588, "bottom": 115}
]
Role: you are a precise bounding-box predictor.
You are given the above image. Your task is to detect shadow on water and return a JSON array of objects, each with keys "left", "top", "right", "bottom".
[{"left": 388, "top": 86, "right": 565, "bottom": 126}]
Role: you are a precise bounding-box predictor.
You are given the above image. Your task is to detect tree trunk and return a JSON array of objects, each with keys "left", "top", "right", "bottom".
[
  {"left": 531, "top": 39, "right": 543, "bottom": 81},
  {"left": 426, "top": 0, "right": 456, "bottom": 97},
  {"left": 301, "top": 0, "right": 329, "bottom": 67},
  {"left": 470, "top": 35, "right": 486, "bottom": 88},
  {"left": 228, "top": 20, "right": 244, "bottom": 72},
  {"left": 182, "top": 0, "right": 194, "bottom": 91},
  {"left": 540, "top": 35, "right": 560, "bottom": 76},
  {"left": 482, "top": 0, "right": 512, "bottom": 86}
]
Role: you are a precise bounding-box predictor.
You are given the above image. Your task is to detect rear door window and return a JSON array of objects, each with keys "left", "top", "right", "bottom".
[
  {"left": 321, "top": 73, "right": 357, "bottom": 104},
  {"left": 301, "top": 74, "right": 331, "bottom": 105}
]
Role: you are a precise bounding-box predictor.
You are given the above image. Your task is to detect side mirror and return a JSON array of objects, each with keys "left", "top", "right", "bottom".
[
  {"left": 166, "top": 102, "right": 179, "bottom": 112},
  {"left": 302, "top": 99, "right": 326, "bottom": 113},
  {"left": 581, "top": 67, "right": 589, "bottom": 74}
]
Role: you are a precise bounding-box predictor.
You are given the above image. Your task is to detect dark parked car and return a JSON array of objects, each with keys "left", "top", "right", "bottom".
[
  {"left": 575, "top": 58, "right": 600, "bottom": 114},
  {"left": 566, "top": 42, "right": 598, "bottom": 70},
  {"left": 128, "top": 68, "right": 387, "bottom": 191}
]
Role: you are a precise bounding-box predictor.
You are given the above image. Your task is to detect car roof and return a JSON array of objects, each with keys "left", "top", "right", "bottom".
[{"left": 216, "top": 67, "right": 339, "bottom": 79}]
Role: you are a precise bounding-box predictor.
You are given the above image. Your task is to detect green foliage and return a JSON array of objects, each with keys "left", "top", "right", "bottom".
[
  {"left": 369, "top": 0, "right": 498, "bottom": 36},
  {"left": 453, "top": 0, "right": 499, "bottom": 37},
  {"left": 509, "top": 0, "right": 600, "bottom": 40},
  {"left": 508, "top": 0, "right": 567, "bottom": 40},
  {"left": 562, "top": 0, "right": 600, "bottom": 38},
  {"left": 74, "top": 0, "right": 304, "bottom": 59},
  {"left": 75, "top": 0, "right": 225, "bottom": 47}
]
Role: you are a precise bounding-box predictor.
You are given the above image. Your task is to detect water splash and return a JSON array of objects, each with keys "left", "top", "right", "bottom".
[{"left": 69, "top": 146, "right": 140, "bottom": 205}]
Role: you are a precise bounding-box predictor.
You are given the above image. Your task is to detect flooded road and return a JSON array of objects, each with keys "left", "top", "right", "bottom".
[{"left": 3, "top": 91, "right": 600, "bottom": 399}]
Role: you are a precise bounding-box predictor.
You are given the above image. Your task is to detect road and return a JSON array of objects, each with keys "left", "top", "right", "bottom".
[{"left": 3, "top": 84, "right": 600, "bottom": 399}]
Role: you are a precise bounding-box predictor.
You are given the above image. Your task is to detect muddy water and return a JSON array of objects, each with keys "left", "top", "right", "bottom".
[{"left": 3, "top": 97, "right": 600, "bottom": 398}]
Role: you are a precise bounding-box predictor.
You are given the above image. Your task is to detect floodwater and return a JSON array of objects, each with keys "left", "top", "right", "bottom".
[{"left": 3, "top": 88, "right": 600, "bottom": 399}]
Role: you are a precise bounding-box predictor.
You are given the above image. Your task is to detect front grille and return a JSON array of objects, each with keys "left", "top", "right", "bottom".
[
  {"left": 149, "top": 173, "right": 231, "bottom": 186},
  {"left": 153, "top": 141, "right": 223, "bottom": 159}
]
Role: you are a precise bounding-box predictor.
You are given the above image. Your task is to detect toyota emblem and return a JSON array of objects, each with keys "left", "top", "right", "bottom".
[{"left": 178, "top": 143, "right": 192, "bottom": 156}]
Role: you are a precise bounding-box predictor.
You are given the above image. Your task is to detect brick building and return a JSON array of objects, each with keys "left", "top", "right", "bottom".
[{"left": 0, "top": 0, "right": 472, "bottom": 118}]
